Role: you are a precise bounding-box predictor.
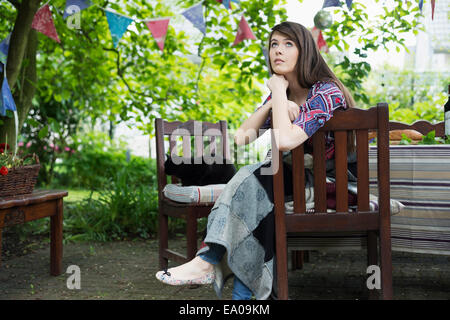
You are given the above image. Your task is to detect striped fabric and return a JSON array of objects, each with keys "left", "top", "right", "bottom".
[
  {"left": 163, "top": 184, "right": 226, "bottom": 204},
  {"left": 288, "top": 145, "right": 450, "bottom": 255}
]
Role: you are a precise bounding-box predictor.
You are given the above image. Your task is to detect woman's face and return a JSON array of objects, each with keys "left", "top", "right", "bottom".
[{"left": 269, "top": 31, "right": 299, "bottom": 76}]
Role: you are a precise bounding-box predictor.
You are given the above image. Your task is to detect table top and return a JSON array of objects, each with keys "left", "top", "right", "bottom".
[{"left": 0, "top": 189, "right": 68, "bottom": 210}]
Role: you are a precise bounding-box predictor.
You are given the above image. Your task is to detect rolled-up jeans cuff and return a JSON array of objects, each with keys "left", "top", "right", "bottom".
[{"left": 198, "top": 243, "right": 226, "bottom": 265}]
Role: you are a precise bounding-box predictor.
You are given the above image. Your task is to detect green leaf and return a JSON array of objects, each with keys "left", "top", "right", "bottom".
[{"left": 38, "top": 126, "right": 49, "bottom": 139}]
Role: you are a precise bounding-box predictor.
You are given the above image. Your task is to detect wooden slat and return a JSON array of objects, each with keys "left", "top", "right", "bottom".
[
  {"left": 376, "top": 103, "right": 393, "bottom": 299},
  {"left": 292, "top": 145, "right": 306, "bottom": 214},
  {"left": 356, "top": 130, "right": 369, "bottom": 212},
  {"left": 334, "top": 131, "right": 348, "bottom": 212},
  {"left": 273, "top": 147, "right": 289, "bottom": 300},
  {"left": 320, "top": 107, "right": 378, "bottom": 131},
  {"left": 313, "top": 132, "right": 327, "bottom": 213},
  {"left": 163, "top": 249, "right": 188, "bottom": 263},
  {"left": 285, "top": 211, "right": 379, "bottom": 233}
]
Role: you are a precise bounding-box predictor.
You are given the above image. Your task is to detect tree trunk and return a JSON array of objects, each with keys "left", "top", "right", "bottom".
[{"left": 0, "top": 0, "right": 41, "bottom": 152}]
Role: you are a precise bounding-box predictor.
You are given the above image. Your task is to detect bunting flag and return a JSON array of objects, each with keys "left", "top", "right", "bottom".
[
  {"left": 105, "top": 10, "right": 133, "bottom": 48},
  {"left": 146, "top": 18, "right": 171, "bottom": 52},
  {"left": 232, "top": 16, "right": 256, "bottom": 46},
  {"left": 0, "top": 34, "right": 10, "bottom": 66},
  {"left": 431, "top": 0, "right": 435, "bottom": 20},
  {"left": 31, "top": 4, "right": 61, "bottom": 43},
  {"left": 216, "top": 0, "right": 232, "bottom": 10},
  {"left": 231, "top": 0, "right": 240, "bottom": 3},
  {"left": 261, "top": 46, "right": 271, "bottom": 76},
  {"left": 0, "top": 77, "right": 16, "bottom": 116},
  {"left": 311, "top": 27, "right": 329, "bottom": 53},
  {"left": 322, "top": 0, "right": 342, "bottom": 9},
  {"left": 63, "top": 0, "right": 92, "bottom": 19},
  {"left": 419, "top": 0, "right": 424, "bottom": 11},
  {"left": 346, "top": 0, "right": 353, "bottom": 10},
  {"left": 182, "top": 3, "right": 206, "bottom": 35}
]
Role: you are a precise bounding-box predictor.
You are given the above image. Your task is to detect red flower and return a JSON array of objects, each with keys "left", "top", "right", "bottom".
[
  {"left": 0, "top": 143, "right": 10, "bottom": 150},
  {"left": 0, "top": 166, "right": 8, "bottom": 176}
]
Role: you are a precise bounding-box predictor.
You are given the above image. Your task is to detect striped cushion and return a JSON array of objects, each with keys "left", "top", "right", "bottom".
[{"left": 163, "top": 184, "right": 226, "bottom": 204}]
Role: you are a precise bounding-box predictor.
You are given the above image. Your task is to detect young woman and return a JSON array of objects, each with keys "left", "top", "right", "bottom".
[{"left": 156, "top": 21, "right": 355, "bottom": 300}]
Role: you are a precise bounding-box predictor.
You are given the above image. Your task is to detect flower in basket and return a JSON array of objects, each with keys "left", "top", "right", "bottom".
[{"left": 0, "top": 143, "right": 38, "bottom": 176}]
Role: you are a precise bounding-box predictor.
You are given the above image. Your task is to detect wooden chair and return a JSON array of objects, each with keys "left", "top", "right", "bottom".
[
  {"left": 389, "top": 120, "right": 445, "bottom": 137},
  {"left": 272, "top": 103, "right": 393, "bottom": 300},
  {"left": 155, "top": 118, "right": 231, "bottom": 270}
]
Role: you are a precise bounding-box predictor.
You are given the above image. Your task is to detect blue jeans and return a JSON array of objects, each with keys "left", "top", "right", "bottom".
[{"left": 198, "top": 243, "right": 253, "bottom": 300}]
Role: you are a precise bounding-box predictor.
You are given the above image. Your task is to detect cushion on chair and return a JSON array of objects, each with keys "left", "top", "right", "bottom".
[
  {"left": 285, "top": 193, "right": 404, "bottom": 215},
  {"left": 163, "top": 184, "right": 226, "bottom": 204}
]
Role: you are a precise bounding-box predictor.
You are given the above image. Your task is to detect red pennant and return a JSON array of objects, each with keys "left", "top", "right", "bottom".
[
  {"left": 232, "top": 16, "right": 256, "bottom": 46},
  {"left": 31, "top": 4, "right": 60, "bottom": 43},
  {"left": 431, "top": 0, "right": 435, "bottom": 20},
  {"left": 311, "top": 27, "right": 329, "bottom": 53},
  {"left": 146, "top": 18, "right": 170, "bottom": 52}
]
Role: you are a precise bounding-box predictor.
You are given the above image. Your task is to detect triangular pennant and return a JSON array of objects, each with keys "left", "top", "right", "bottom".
[
  {"left": 145, "top": 18, "right": 170, "bottom": 52},
  {"left": 1, "top": 77, "right": 16, "bottom": 117},
  {"left": 232, "top": 16, "right": 256, "bottom": 46},
  {"left": 346, "top": 0, "right": 353, "bottom": 10},
  {"left": 105, "top": 10, "right": 133, "bottom": 48},
  {"left": 311, "top": 27, "right": 329, "bottom": 53},
  {"left": 63, "top": 0, "right": 92, "bottom": 19},
  {"left": 261, "top": 46, "right": 271, "bottom": 76},
  {"left": 216, "top": 0, "right": 232, "bottom": 10},
  {"left": 431, "top": 0, "right": 435, "bottom": 20},
  {"left": 31, "top": 4, "right": 61, "bottom": 43},
  {"left": 231, "top": 0, "right": 240, "bottom": 3},
  {"left": 0, "top": 34, "right": 11, "bottom": 65},
  {"left": 222, "top": 0, "right": 231, "bottom": 10},
  {"left": 418, "top": 0, "right": 423, "bottom": 11},
  {"left": 323, "top": 0, "right": 342, "bottom": 9},
  {"left": 182, "top": 3, "right": 206, "bottom": 35}
]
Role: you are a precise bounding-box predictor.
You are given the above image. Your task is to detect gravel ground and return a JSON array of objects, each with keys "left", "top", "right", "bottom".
[{"left": 1, "top": 235, "right": 449, "bottom": 300}]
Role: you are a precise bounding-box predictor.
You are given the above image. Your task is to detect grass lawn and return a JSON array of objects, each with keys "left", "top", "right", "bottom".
[{"left": 37, "top": 186, "right": 101, "bottom": 203}]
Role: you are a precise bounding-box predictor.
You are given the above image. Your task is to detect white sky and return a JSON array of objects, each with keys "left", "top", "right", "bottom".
[{"left": 285, "top": 0, "right": 420, "bottom": 69}]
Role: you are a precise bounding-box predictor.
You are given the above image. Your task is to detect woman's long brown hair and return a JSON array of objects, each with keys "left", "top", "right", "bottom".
[{"left": 269, "top": 21, "right": 356, "bottom": 153}]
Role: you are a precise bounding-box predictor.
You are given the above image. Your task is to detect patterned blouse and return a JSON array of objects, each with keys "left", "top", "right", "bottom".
[{"left": 257, "top": 80, "right": 348, "bottom": 160}]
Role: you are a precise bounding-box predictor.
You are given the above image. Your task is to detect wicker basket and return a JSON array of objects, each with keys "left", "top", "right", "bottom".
[{"left": 0, "top": 153, "right": 40, "bottom": 197}]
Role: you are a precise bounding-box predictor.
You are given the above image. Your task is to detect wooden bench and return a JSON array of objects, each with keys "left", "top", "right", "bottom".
[
  {"left": 0, "top": 190, "right": 68, "bottom": 276},
  {"left": 273, "top": 104, "right": 393, "bottom": 299}
]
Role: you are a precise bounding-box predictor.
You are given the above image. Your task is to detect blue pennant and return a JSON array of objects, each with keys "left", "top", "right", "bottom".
[
  {"left": 323, "top": 0, "right": 342, "bottom": 9},
  {"left": 346, "top": 0, "right": 353, "bottom": 10},
  {"left": 222, "top": 0, "right": 231, "bottom": 10},
  {"left": 419, "top": 0, "right": 424, "bottom": 11},
  {"left": 0, "top": 34, "right": 11, "bottom": 66},
  {"left": 182, "top": 3, "right": 206, "bottom": 35},
  {"left": 105, "top": 10, "right": 133, "bottom": 48},
  {"left": 63, "top": 0, "right": 92, "bottom": 19},
  {"left": 1, "top": 77, "right": 16, "bottom": 117}
]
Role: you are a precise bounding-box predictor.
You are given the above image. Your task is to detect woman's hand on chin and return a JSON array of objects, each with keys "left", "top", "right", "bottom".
[{"left": 267, "top": 74, "right": 288, "bottom": 93}]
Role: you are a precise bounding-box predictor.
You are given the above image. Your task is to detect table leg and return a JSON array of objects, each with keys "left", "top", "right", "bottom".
[
  {"left": 0, "top": 228, "right": 2, "bottom": 267},
  {"left": 50, "top": 198, "right": 63, "bottom": 276}
]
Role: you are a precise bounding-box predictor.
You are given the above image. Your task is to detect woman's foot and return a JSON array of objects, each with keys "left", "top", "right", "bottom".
[{"left": 155, "top": 256, "right": 215, "bottom": 286}]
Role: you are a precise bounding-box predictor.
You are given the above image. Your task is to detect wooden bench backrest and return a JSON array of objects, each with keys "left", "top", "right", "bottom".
[
  {"left": 389, "top": 120, "right": 445, "bottom": 137},
  {"left": 154, "top": 119, "right": 230, "bottom": 197},
  {"left": 274, "top": 104, "right": 390, "bottom": 217}
]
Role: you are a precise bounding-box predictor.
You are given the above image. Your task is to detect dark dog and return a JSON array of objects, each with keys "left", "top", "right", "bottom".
[{"left": 164, "top": 155, "right": 236, "bottom": 186}]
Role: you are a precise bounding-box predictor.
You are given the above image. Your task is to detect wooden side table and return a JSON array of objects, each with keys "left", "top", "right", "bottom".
[{"left": 0, "top": 190, "right": 68, "bottom": 276}]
